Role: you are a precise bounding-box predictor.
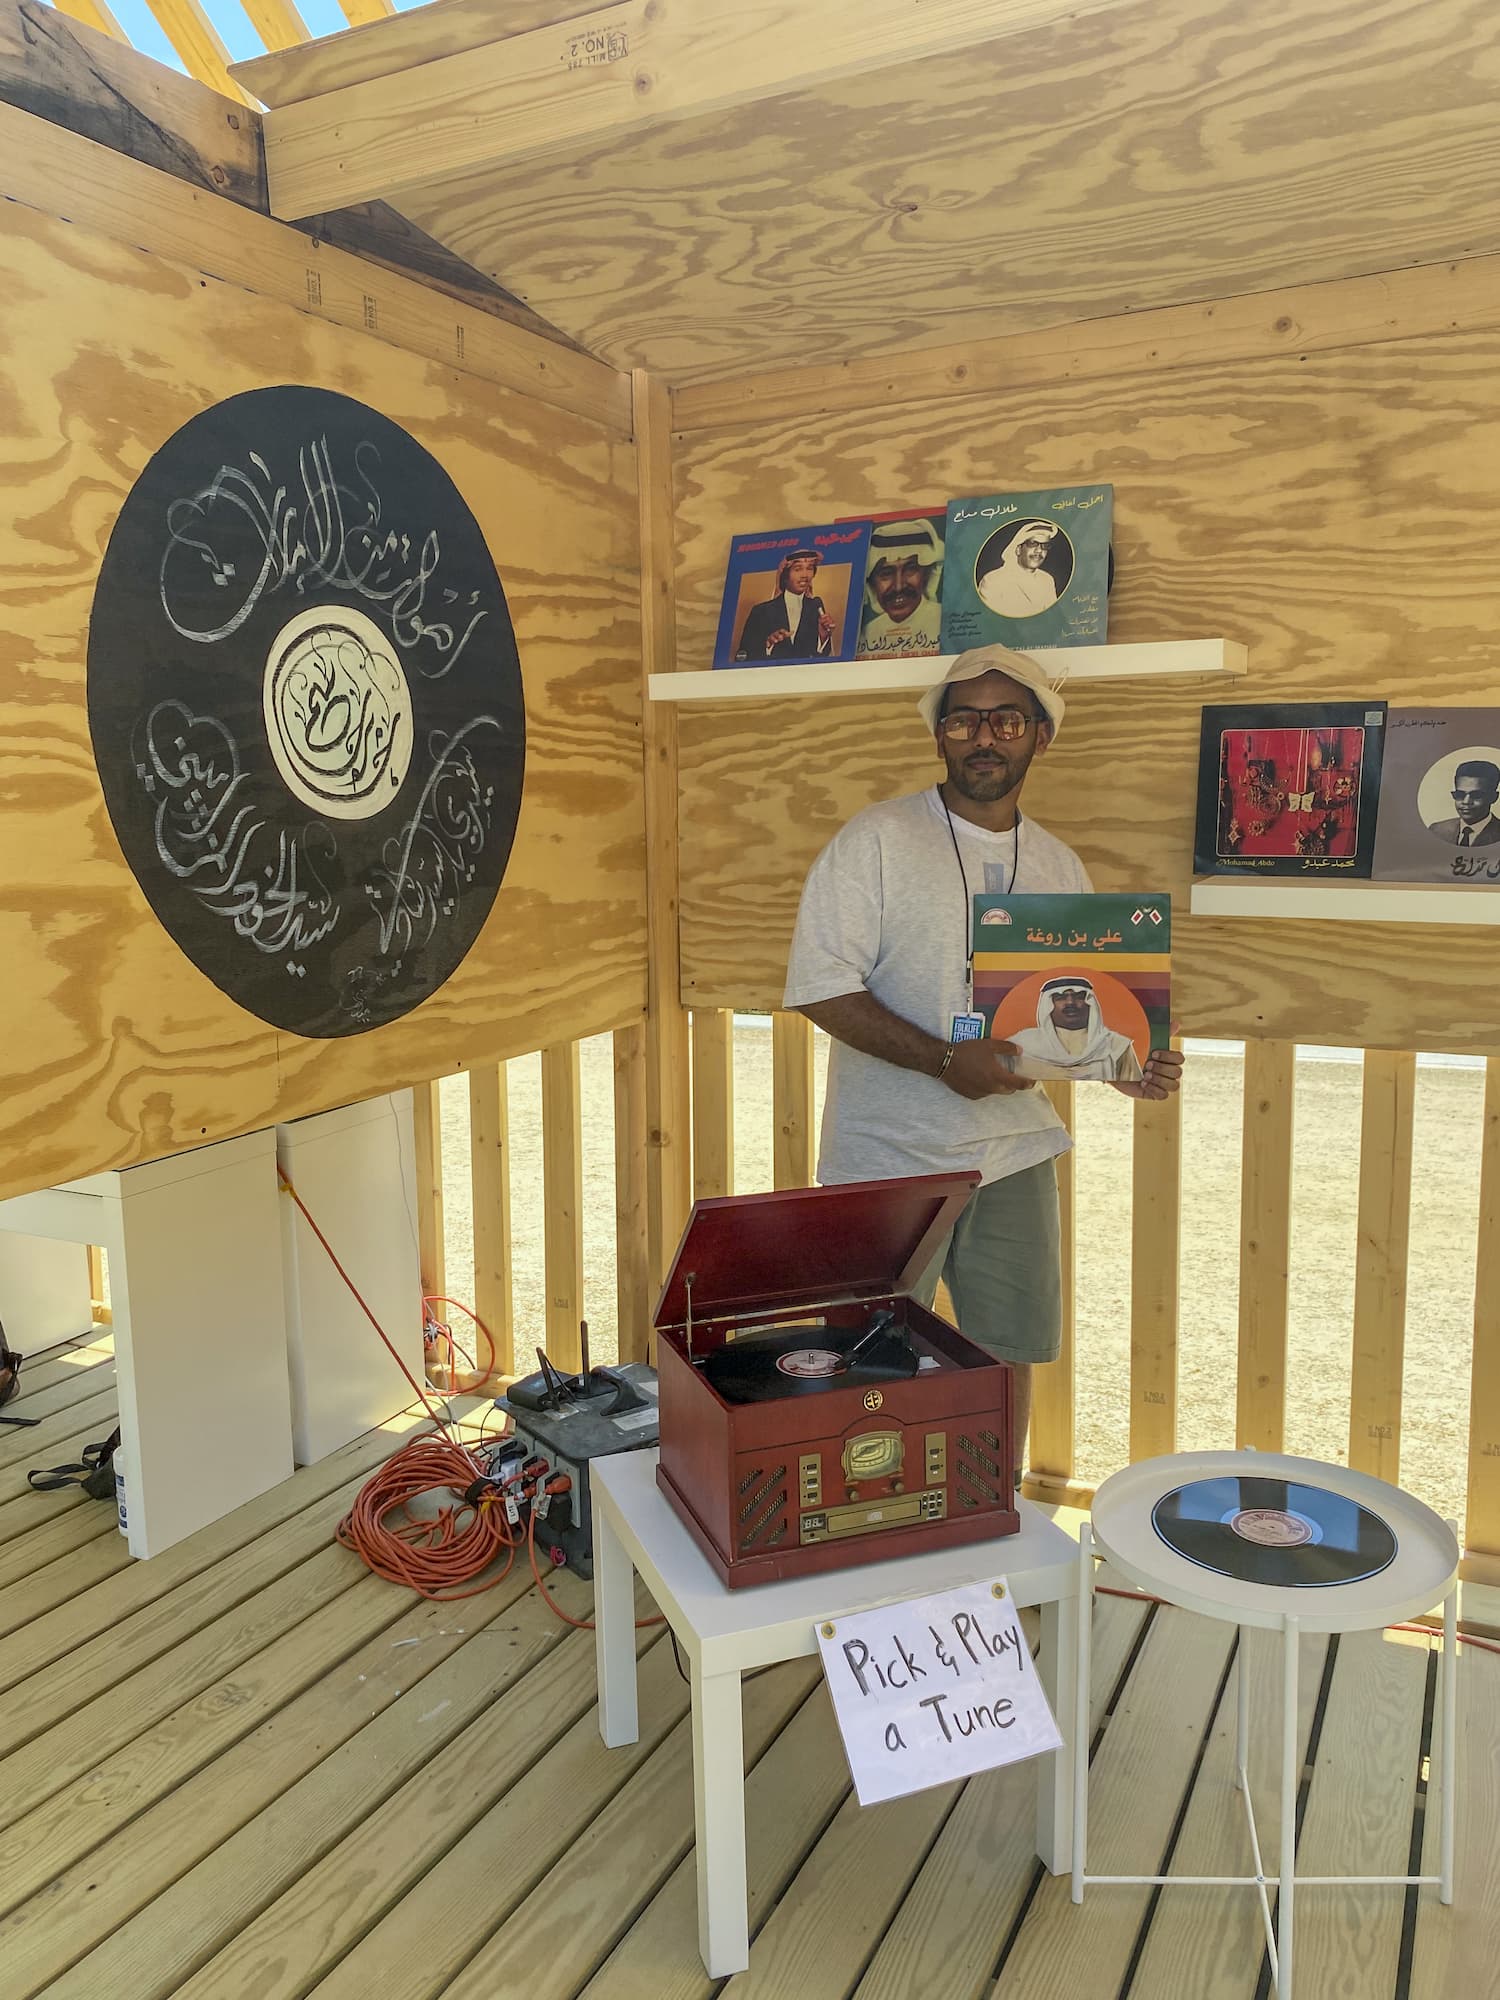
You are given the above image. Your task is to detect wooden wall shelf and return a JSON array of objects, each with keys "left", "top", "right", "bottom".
[
  {"left": 1190, "top": 882, "right": 1500, "bottom": 926},
  {"left": 649, "top": 638, "right": 1246, "bottom": 703}
]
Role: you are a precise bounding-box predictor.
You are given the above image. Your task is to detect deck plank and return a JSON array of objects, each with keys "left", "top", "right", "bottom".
[
  {"left": 50, "top": 1571, "right": 620, "bottom": 2000},
  {"left": 0, "top": 1500, "right": 120, "bottom": 1591},
  {"left": 990, "top": 1605, "right": 1236, "bottom": 1997},
  {"left": 1289, "top": 1628, "right": 1429, "bottom": 1997},
  {"left": 1126, "top": 1625, "right": 1330, "bottom": 1997},
  {"left": 4, "top": 1559, "right": 546, "bottom": 1995},
  {"left": 0, "top": 1524, "right": 134, "bottom": 1637},
  {"left": 854, "top": 1592, "right": 1150, "bottom": 2000},
  {"left": 0, "top": 1357, "right": 115, "bottom": 1424},
  {"left": 0, "top": 1388, "right": 117, "bottom": 1478},
  {"left": 0, "top": 1413, "right": 425, "bottom": 1709},
  {"left": 5, "top": 1338, "right": 114, "bottom": 1400},
  {"left": 438, "top": 1662, "right": 822, "bottom": 1999},
  {"left": 1409, "top": 1636, "right": 1500, "bottom": 1995},
  {"left": 579, "top": 1682, "right": 852, "bottom": 2000}
]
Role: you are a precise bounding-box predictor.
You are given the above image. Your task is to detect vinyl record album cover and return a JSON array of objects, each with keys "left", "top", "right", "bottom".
[
  {"left": 1194, "top": 702, "right": 1387, "bottom": 877},
  {"left": 970, "top": 893, "right": 1170, "bottom": 1083},
  {"left": 1372, "top": 707, "right": 1500, "bottom": 885},
  {"left": 940, "top": 485, "right": 1111, "bottom": 653},
  {"left": 712, "top": 523, "right": 872, "bottom": 669},
  {"left": 834, "top": 508, "right": 946, "bottom": 659}
]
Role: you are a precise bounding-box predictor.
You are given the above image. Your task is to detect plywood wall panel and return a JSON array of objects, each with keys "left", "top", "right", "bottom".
[
  {"left": 0, "top": 198, "right": 644, "bottom": 1201},
  {"left": 674, "top": 323, "right": 1500, "bottom": 1049}
]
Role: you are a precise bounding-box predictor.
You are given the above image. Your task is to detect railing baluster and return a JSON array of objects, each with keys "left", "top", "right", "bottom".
[
  {"left": 1237, "top": 1040, "right": 1296, "bottom": 1451},
  {"left": 541, "top": 1042, "right": 584, "bottom": 1372},
  {"left": 467, "top": 1063, "right": 513, "bottom": 1382},
  {"left": 1028, "top": 1082, "right": 1076, "bottom": 1495},
  {"left": 613, "top": 1024, "right": 651, "bottom": 1364},
  {"left": 1131, "top": 1054, "right": 1181, "bottom": 1461},
  {"left": 692, "top": 1008, "right": 735, "bottom": 1199},
  {"left": 410, "top": 1078, "right": 445, "bottom": 1306},
  {"left": 1464, "top": 1056, "right": 1500, "bottom": 1584},
  {"left": 772, "top": 1011, "right": 815, "bottom": 1189},
  {"left": 1348, "top": 1051, "right": 1416, "bottom": 1481}
]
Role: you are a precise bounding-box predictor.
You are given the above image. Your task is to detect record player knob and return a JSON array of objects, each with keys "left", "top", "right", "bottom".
[
  {"left": 846, "top": 1486, "right": 859, "bottom": 1504},
  {"left": 891, "top": 1480, "right": 904, "bottom": 1494}
]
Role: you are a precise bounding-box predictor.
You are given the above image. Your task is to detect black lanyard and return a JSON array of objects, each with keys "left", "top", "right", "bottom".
[{"left": 939, "top": 787, "right": 1020, "bottom": 1006}]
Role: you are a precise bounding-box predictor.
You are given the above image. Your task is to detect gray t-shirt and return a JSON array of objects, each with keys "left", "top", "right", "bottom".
[{"left": 783, "top": 788, "right": 1094, "bottom": 1186}]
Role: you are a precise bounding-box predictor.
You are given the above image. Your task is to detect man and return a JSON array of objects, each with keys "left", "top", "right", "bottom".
[
  {"left": 1428, "top": 760, "right": 1500, "bottom": 847},
  {"left": 977, "top": 520, "right": 1061, "bottom": 619},
  {"left": 734, "top": 548, "right": 838, "bottom": 662},
  {"left": 1007, "top": 975, "right": 1145, "bottom": 1083},
  {"left": 784, "top": 644, "right": 1182, "bottom": 1483},
  {"left": 858, "top": 516, "right": 944, "bottom": 656}
]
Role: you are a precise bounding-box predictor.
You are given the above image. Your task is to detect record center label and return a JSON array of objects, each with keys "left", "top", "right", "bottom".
[
  {"left": 776, "top": 1348, "right": 844, "bottom": 1379},
  {"left": 1230, "top": 1508, "right": 1313, "bottom": 1548}
]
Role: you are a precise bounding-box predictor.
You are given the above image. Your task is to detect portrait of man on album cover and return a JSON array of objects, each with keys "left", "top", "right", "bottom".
[{"left": 713, "top": 522, "right": 872, "bottom": 670}]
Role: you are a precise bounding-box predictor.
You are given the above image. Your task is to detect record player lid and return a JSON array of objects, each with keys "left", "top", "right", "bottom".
[{"left": 653, "top": 1171, "right": 980, "bottom": 1331}]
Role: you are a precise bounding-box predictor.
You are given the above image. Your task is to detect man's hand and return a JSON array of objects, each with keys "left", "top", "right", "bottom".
[
  {"left": 763, "top": 627, "right": 791, "bottom": 654},
  {"left": 1114, "top": 1044, "right": 1185, "bottom": 1102},
  {"left": 817, "top": 612, "right": 837, "bottom": 645},
  {"left": 941, "top": 1039, "right": 1036, "bottom": 1099}
]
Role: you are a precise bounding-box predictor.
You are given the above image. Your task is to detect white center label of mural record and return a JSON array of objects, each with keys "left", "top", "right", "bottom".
[{"left": 816, "top": 1577, "right": 1062, "bottom": 1807}]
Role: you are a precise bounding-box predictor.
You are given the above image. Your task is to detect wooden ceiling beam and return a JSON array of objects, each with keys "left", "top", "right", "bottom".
[
  {"left": 141, "top": 0, "right": 252, "bottom": 103},
  {"left": 336, "top": 0, "right": 394, "bottom": 23},
  {"left": 256, "top": 0, "right": 1135, "bottom": 220},
  {"left": 51, "top": 0, "right": 126, "bottom": 39},
  {"left": 237, "top": 0, "right": 311, "bottom": 55}
]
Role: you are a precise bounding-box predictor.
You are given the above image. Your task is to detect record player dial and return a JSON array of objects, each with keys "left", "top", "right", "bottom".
[{"left": 842, "top": 1431, "right": 903, "bottom": 1484}]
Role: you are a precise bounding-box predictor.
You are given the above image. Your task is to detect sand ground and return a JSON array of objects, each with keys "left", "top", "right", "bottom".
[{"left": 438, "top": 1036, "right": 1481, "bottom": 1530}]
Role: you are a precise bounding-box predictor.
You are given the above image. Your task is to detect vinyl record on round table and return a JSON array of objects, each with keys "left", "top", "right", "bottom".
[
  {"left": 704, "top": 1325, "right": 919, "bottom": 1405},
  {"left": 1151, "top": 1475, "right": 1398, "bottom": 1588},
  {"left": 87, "top": 385, "right": 526, "bottom": 1038}
]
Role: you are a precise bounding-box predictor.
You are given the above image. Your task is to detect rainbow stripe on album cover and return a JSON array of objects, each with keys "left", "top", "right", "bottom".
[{"left": 970, "top": 893, "right": 1172, "bottom": 1083}]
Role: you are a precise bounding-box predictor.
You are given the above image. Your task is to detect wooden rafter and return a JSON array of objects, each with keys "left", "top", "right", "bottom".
[
  {"left": 336, "top": 0, "right": 393, "bottom": 22},
  {"left": 258, "top": 0, "right": 1137, "bottom": 220},
  {"left": 236, "top": 0, "right": 310, "bottom": 55},
  {"left": 50, "top": 0, "right": 125, "bottom": 38},
  {"left": 140, "top": 0, "right": 248, "bottom": 102}
]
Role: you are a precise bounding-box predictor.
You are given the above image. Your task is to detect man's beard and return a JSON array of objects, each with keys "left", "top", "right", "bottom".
[{"left": 945, "top": 747, "right": 1030, "bottom": 803}]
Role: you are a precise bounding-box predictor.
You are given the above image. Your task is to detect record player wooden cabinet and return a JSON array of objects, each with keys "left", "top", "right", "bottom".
[{"left": 654, "top": 1172, "right": 1021, "bottom": 1588}]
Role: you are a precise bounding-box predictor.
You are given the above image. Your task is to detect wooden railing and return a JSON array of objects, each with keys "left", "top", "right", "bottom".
[{"left": 412, "top": 1019, "right": 1500, "bottom": 1588}]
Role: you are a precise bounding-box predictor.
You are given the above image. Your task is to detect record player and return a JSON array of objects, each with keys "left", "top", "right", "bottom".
[{"left": 654, "top": 1171, "right": 1020, "bottom": 1588}]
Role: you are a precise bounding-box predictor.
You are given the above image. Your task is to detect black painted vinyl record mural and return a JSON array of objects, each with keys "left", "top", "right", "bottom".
[{"left": 88, "top": 386, "right": 525, "bottom": 1037}]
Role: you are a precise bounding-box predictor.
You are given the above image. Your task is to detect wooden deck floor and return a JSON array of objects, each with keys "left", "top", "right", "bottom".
[{"left": 0, "top": 1338, "right": 1495, "bottom": 2000}]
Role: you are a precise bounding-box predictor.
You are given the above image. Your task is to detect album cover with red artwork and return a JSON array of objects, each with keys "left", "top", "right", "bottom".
[{"left": 1194, "top": 702, "right": 1387, "bottom": 877}]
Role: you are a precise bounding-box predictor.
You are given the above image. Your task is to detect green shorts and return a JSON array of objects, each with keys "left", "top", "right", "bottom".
[{"left": 910, "top": 1159, "right": 1062, "bottom": 1367}]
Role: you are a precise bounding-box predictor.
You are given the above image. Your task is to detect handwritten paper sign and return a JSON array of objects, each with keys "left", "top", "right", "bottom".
[{"left": 816, "top": 1578, "right": 1062, "bottom": 1806}]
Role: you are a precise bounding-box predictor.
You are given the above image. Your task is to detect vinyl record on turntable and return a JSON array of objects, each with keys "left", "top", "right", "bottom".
[
  {"left": 1151, "top": 1475, "right": 1398, "bottom": 1588},
  {"left": 704, "top": 1324, "right": 919, "bottom": 1406}
]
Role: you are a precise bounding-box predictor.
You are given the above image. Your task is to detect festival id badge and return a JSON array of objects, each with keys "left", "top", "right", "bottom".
[{"left": 950, "top": 1011, "right": 986, "bottom": 1042}]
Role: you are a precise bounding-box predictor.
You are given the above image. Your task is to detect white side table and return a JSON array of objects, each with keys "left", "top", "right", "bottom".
[
  {"left": 591, "top": 1447, "right": 1080, "bottom": 1978},
  {"left": 1072, "top": 1449, "right": 1460, "bottom": 2000}
]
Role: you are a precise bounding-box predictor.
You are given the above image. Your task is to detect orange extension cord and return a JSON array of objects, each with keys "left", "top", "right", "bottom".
[{"left": 280, "top": 1169, "right": 661, "bottom": 1625}]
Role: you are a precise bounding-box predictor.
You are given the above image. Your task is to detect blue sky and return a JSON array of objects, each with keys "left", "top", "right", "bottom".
[{"left": 87, "top": 0, "right": 427, "bottom": 74}]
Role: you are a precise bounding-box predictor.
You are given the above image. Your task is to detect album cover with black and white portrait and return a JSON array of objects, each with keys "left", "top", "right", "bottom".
[
  {"left": 1372, "top": 709, "right": 1500, "bottom": 886},
  {"left": 939, "top": 485, "right": 1112, "bottom": 654}
]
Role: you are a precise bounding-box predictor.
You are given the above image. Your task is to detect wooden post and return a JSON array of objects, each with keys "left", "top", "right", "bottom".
[
  {"left": 692, "top": 1008, "right": 735, "bottom": 1199},
  {"left": 85, "top": 1244, "right": 107, "bottom": 1324},
  {"left": 613, "top": 1022, "right": 652, "bottom": 1363},
  {"left": 1465, "top": 1056, "right": 1500, "bottom": 1580},
  {"left": 1237, "top": 1040, "right": 1295, "bottom": 1451},
  {"left": 1130, "top": 1066, "right": 1181, "bottom": 1461},
  {"left": 635, "top": 370, "right": 692, "bottom": 1289},
  {"left": 467, "top": 1063, "right": 513, "bottom": 1382},
  {"left": 772, "top": 1011, "right": 815, "bottom": 1189},
  {"left": 1028, "top": 1082, "right": 1076, "bottom": 1494},
  {"left": 541, "top": 1042, "right": 584, "bottom": 1373},
  {"left": 1348, "top": 1050, "right": 1416, "bottom": 1482},
  {"left": 410, "top": 1078, "right": 445, "bottom": 1304}
]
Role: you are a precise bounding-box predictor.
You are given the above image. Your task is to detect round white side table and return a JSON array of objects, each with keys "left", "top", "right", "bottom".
[{"left": 1071, "top": 1449, "right": 1460, "bottom": 2000}]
